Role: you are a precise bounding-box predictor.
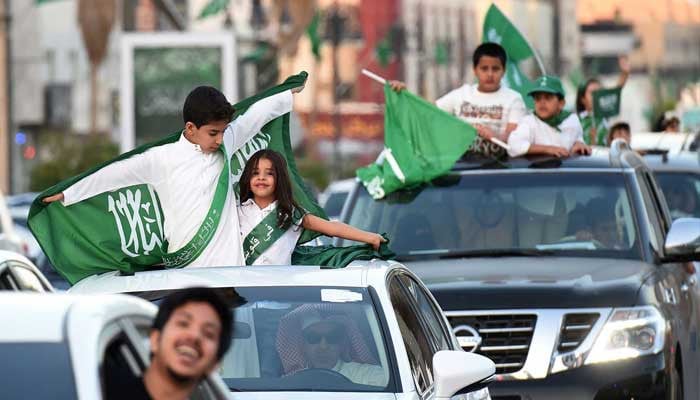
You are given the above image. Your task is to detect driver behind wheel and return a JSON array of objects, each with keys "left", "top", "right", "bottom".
[{"left": 276, "top": 305, "right": 386, "bottom": 386}]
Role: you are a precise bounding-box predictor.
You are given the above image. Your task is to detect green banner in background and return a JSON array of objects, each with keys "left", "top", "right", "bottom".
[
  {"left": 133, "top": 47, "right": 223, "bottom": 147},
  {"left": 593, "top": 86, "right": 622, "bottom": 119}
]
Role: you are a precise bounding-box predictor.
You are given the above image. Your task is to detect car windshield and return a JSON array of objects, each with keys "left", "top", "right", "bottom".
[
  {"left": 323, "top": 191, "right": 349, "bottom": 218},
  {"left": 0, "top": 342, "right": 77, "bottom": 398},
  {"left": 141, "top": 286, "right": 394, "bottom": 393},
  {"left": 654, "top": 172, "right": 700, "bottom": 220},
  {"left": 342, "top": 172, "right": 641, "bottom": 260}
]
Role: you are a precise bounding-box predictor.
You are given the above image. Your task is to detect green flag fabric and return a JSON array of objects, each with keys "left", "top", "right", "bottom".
[
  {"left": 306, "top": 12, "right": 322, "bottom": 60},
  {"left": 356, "top": 85, "right": 476, "bottom": 200},
  {"left": 198, "top": 0, "right": 229, "bottom": 19},
  {"left": 593, "top": 86, "right": 622, "bottom": 119},
  {"left": 293, "top": 235, "right": 395, "bottom": 268},
  {"left": 28, "top": 72, "right": 326, "bottom": 285},
  {"left": 482, "top": 4, "right": 538, "bottom": 109}
]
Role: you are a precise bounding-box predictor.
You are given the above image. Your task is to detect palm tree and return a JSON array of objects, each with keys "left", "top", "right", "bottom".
[{"left": 77, "top": 0, "right": 116, "bottom": 134}]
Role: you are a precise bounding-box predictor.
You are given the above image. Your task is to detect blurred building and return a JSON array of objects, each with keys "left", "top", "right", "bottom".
[
  {"left": 578, "top": 0, "right": 700, "bottom": 131},
  {"left": 400, "top": 0, "right": 579, "bottom": 101},
  {"left": 8, "top": 0, "right": 185, "bottom": 193}
]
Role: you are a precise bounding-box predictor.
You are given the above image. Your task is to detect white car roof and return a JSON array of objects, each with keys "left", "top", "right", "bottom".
[
  {"left": 0, "top": 292, "right": 156, "bottom": 342},
  {"left": 631, "top": 132, "right": 694, "bottom": 152},
  {"left": 70, "top": 260, "right": 403, "bottom": 295},
  {"left": 0, "top": 250, "right": 36, "bottom": 267}
]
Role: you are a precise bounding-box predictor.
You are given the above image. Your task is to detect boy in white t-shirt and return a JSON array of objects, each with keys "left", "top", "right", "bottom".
[
  {"left": 507, "top": 75, "right": 591, "bottom": 158},
  {"left": 390, "top": 42, "right": 526, "bottom": 157}
]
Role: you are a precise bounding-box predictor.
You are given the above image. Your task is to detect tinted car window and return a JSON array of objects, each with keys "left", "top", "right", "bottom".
[
  {"left": 343, "top": 173, "right": 641, "bottom": 260},
  {"left": 389, "top": 276, "right": 435, "bottom": 394},
  {"left": 323, "top": 192, "right": 349, "bottom": 218},
  {"left": 654, "top": 172, "right": 700, "bottom": 220},
  {"left": 0, "top": 342, "right": 77, "bottom": 399},
  {"left": 397, "top": 275, "right": 451, "bottom": 351}
]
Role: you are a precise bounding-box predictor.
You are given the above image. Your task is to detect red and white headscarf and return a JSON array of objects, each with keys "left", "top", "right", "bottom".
[{"left": 275, "top": 303, "right": 378, "bottom": 375}]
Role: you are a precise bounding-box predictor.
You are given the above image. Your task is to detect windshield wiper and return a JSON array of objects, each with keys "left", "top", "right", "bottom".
[{"left": 437, "top": 248, "right": 555, "bottom": 259}]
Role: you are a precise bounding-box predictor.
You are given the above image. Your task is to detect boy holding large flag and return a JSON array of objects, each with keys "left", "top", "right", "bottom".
[
  {"left": 38, "top": 76, "right": 306, "bottom": 280},
  {"left": 389, "top": 43, "right": 526, "bottom": 158}
]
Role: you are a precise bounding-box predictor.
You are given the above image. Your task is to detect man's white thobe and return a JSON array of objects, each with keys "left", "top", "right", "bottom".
[{"left": 62, "top": 90, "right": 294, "bottom": 267}]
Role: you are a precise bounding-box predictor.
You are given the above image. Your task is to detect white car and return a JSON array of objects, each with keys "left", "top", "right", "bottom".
[
  {"left": 0, "top": 292, "right": 230, "bottom": 399},
  {"left": 71, "top": 262, "right": 496, "bottom": 400},
  {"left": 0, "top": 250, "right": 53, "bottom": 292},
  {"left": 0, "top": 190, "right": 25, "bottom": 256}
]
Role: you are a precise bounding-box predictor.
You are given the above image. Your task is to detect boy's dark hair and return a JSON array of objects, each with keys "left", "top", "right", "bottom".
[
  {"left": 183, "top": 86, "right": 234, "bottom": 128},
  {"left": 473, "top": 42, "right": 507, "bottom": 68},
  {"left": 607, "top": 121, "right": 631, "bottom": 145},
  {"left": 610, "top": 122, "right": 630, "bottom": 135},
  {"left": 240, "top": 149, "right": 302, "bottom": 230},
  {"left": 575, "top": 78, "right": 600, "bottom": 114},
  {"left": 152, "top": 287, "right": 234, "bottom": 361}
]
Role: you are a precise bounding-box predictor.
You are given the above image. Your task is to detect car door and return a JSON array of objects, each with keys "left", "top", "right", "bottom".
[{"left": 639, "top": 170, "right": 699, "bottom": 395}]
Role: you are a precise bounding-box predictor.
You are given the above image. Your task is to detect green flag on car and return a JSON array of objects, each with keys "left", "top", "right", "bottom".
[
  {"left": 593, "top": 86, "right": 622, "bottom": 119},
  {"left": 356, "top": 85, "right": 476, "bottom": 200},
  {"left": 482, "top": 4, "right": 540, "bottom": 109},
  {"left": 28, "top": 72, "right": 326, "bottom": 285}
]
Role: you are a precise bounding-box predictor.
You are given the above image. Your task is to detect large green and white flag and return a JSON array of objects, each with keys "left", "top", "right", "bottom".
[
  {"left": 482, "top": 4, "right": 541, "bottom": 109},
  {"left": 593, "top": 86, "right": 622, "bottom": 119},
  {"left": 356, "top": 85, "right": 477, "bottom": 200},
  {"left": 28, "top": 72, "right": 326, "bottom": 284}
]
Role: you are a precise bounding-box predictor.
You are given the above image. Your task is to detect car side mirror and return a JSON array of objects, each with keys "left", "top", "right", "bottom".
[
  {"left": 664, "top": 218, "right": 700, "bottom": 262},
  {"left": 433, "top": 350, "right": 495, "bottom": 400}
]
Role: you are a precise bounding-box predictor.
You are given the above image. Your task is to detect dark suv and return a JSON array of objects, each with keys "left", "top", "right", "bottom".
[{"left": 337, "top": 143, "right": 700, "bottom": 399}]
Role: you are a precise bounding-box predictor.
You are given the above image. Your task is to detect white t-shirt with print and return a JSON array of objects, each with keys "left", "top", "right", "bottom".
[{"left": 435, "top": 83, "right": 527, "bottom": 140}]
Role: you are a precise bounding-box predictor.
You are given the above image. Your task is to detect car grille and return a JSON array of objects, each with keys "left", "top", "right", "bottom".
[
  {"left": 448, "top": 314, "right": 537, "bottom": 374},
  {"left": 557, "top": 313, "right": 599, "bottom": 352}
]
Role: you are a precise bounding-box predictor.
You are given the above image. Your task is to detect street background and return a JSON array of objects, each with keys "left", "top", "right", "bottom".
[{"left": 1, "top": 0, "right": 700, "bottom": 194}]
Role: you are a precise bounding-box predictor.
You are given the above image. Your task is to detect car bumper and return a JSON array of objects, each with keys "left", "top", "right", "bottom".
[{"left": 489, "top": 352, "right": 668, "bottom": 400}]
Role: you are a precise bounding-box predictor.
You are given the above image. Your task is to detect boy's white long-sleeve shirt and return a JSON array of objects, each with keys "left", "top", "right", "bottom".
[
  {"left": 62, "top": 90, "right": 294, "bottom": 268},
  {"left": 507, "top": 113, "right": 584, "bottom": 158}
]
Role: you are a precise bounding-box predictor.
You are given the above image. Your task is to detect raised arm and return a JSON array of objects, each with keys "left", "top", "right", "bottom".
[
  {"left": 302, "top": 214, "right": 385, "bottom": 250},
  {"left": 616, "top": 55, "right": 630, "bottom": 88},
  {"left": 44, "top": 150, "right": 162, "bottom": 206},
  {"left": 224, "top": 84, "right": 305, "bottom": 154}
]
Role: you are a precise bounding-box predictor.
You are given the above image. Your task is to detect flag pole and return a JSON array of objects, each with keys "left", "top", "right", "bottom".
[
  {"left": 361, "top": 69, "right": 386, "bottom": 85},
  {"left": 361, "top": 69, "right": 509, "bottom": 150}
]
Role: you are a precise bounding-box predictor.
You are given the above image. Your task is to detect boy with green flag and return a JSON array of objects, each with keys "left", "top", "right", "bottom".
[
  {"left": 507, "top": 75, "right": 591, "bottom": 158},
  {"left": 34, "top": 73, "right": 307, "bottom": 283},
  {"left": 389, "top": 43, "right": 526, "bottom": 158}
]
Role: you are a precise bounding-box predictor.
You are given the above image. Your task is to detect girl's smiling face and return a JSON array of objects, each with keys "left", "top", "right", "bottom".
[{"left": 250, "top": 157, "right": 276, "bottom": 201}]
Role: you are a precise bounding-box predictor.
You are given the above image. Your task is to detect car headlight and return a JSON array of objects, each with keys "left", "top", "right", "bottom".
[
  {"left": 550, "top": 306, "right": 666, "bottom": 374},
  {"left": 585, "top": 306, "right": 666, "bottom": 365}
]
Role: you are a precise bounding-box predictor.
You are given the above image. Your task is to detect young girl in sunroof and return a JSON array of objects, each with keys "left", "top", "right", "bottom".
[{"left": 237, "top": 149, "right": 385, "bottom": 266}]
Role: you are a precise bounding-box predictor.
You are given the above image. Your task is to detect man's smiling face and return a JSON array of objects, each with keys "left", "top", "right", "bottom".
[{"left": 150, "top": 301, "right": 222, "bottom": 382}]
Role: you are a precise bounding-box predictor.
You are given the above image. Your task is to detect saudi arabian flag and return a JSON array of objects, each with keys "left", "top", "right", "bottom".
[
  {"left": 482, "top": 4, "right": 538, "bottom": 109},
  {"left": 593, "top": 86, "right": 622, "bottom": 119},
  {"left": 28, "top": 72, "right": 326, "bottom": 285},
  {"left": 356, "top": 85, "right": 477, "bottom": 200}
]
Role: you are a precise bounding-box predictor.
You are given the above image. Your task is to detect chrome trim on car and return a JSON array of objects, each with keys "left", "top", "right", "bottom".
[{"left": 445, "top": 308, "right": 612, "bottom": 380}]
